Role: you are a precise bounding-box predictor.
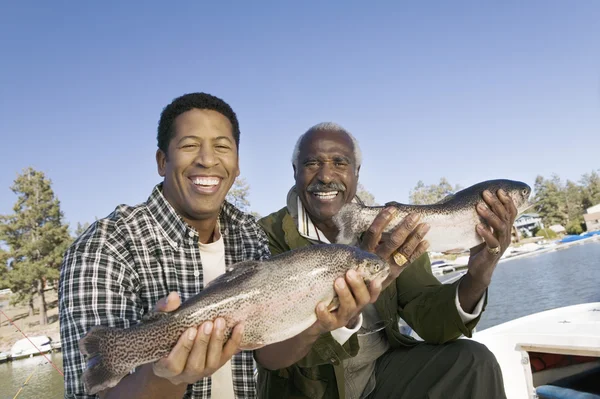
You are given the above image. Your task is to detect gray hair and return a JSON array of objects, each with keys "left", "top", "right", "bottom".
[{"left": 291, "top": 122, "right": 362, "bottom": 174}]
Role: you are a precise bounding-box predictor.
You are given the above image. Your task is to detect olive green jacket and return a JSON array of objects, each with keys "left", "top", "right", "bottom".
[{"left": 255, "top": 206, "right": 487, "bottom": 399}]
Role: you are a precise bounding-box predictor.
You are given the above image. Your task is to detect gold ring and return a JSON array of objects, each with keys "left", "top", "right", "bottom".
[
  {"left": 486, "top": 246, "right": 501, "bottom": 256},
  {"left": 393, "top": 251, "right": 408, "bottom": 266}
]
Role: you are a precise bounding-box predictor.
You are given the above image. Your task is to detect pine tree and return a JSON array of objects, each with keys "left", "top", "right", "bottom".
[
  {"left": 0, "top": 167, "right": 72, "bottom": 325},
  {"left": 74, "top": 221, "right": 91, "bottom": 237},
  {"left": 533, "top": 175, "right": 568, "bottom": 227},
  {"left": 580, "top": 170, "right": 600, "bottom": 210}
]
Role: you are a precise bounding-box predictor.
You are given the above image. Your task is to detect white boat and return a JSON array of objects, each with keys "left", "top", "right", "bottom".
[
  {"left": 10, "top": 335, "right": 53, "bottom": 360},
  {"left": 471, "top": 302, "right": 600, "bottom": 399}
]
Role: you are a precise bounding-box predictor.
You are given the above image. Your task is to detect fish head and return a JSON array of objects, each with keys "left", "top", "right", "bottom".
[
  {"left": 485, "top": 179, "right": 532, "bottom": 213},
  {"left": 354, "top": 252, "right": 390, "bottom": 286},
  {"left": 500, "top": 180, "right": 532, "bottom": 213}
]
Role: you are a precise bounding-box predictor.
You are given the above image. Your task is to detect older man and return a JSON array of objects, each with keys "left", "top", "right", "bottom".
[{"left": 255, "top": 122, "right": 513, "bottom": 398}]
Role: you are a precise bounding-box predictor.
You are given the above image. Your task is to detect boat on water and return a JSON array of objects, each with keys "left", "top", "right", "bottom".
[
  {"left": 9, "top": 335, "right": 53, "bottom": 360},
  {"left": 471, "top": 302, "right": 600, "bottom": 399}
]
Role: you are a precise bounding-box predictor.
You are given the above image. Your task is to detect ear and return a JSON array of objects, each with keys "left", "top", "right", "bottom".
[
  {"left": 356, "top": 165, "right": 361, "bottom": 178},
  {"left": 156, "top": 149, "right": 167, "bottom": 177},
  {"left": 293, "top": 164, "right": 297, "bottom": 179}
]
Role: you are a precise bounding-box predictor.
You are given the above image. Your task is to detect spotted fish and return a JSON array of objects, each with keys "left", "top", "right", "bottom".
[
  {"left": 78, "top": 244, "right": 389, "bottom": 394},
  {"left": 333, "top": 179, "right": 532, "bottom": 253}
]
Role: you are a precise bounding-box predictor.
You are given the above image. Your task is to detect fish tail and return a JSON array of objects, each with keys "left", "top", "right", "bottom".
[
  {"left": 79, "top": 325, "right": 130, "bottom": 395},
  {"left": 333, "top": 203, "right": 362, "bottom": 244}
]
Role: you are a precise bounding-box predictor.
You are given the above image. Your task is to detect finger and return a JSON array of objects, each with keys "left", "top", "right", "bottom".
[
  {"left": 332, "top": 277, "right": 358, "bottom": 321},
  {"left": 360, "top": 207, "right": 398, "bottom": 252},
  {"left": 183, "top": 321, "right": 213, "bottom": 377},
  {"left": 498, "top": 189, "right": 518, "bottom": 221},
  {"left": 395, "top": 222, "right": 430, "bottom": 261},
  {"left": 345, "top": 269, "right": 371, "bottom": 308},
  {"left": 315, "top": 301, "right": 340, "bottom": 332},
  {"left": 366, "top": 277, "right": 382, "bottom": 304},
  {"left": 154, "top": 292, "right": 181, "bottom": 313},
  {"left": 204, "top": 318, "right": 228, "bottom": 373},
  {"left": 482, "top": 190, "right": 508, "bottom": 222},
  {"left": 220, "top": 323, "right": 245, "bottom": 360},
  {"left": 153, "top": 327, "right": 197, "bottom": 378},
  {"left": 476, "top": 202, "right": 506, "bottom": 235},
  {"left": 477, "top": 224, "right": 501, "bottom": 254},
  {"left": 378, "top": 213, "right": 421, "bottom": 260},
  {"left": 408, "top": 240, "right": 430, "bottom": 264}
]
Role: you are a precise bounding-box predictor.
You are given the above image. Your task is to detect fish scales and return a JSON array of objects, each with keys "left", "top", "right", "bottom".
[
  {"left": 334, "top": 179, "right": 532, "bottom": 253},
  {"left": 78, "top": 244, "right": 389, "bottom": 394}
]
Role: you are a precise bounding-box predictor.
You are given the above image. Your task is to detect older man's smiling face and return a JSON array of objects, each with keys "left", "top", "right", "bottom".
[{"left": 294, "top": 129, "right": 359, "bottom": 225}]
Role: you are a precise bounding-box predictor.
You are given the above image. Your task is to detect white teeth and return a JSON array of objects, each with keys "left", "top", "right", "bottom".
[
  {"left": 192, "top": 177, "right": 220, "bottom": 186},
  {"left": 314, "top": 191, "right": 338, "bottom": 199}
]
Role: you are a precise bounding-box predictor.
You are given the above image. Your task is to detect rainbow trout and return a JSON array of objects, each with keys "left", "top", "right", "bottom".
[
  {"left": 79, "top": 244, "right": 389, "bottom": 395},
  {"left": 333, "top": 179, "right": 531, "bottom": 253}
]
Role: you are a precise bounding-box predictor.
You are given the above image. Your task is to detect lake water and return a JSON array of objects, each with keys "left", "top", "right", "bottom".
[{"left": 0, "top": 241, "right": 598, "bottom": 398}]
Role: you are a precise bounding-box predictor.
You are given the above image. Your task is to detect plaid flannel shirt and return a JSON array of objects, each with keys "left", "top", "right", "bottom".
[{"left": 59, "top": 183, "right": 271, "bottom": 399}]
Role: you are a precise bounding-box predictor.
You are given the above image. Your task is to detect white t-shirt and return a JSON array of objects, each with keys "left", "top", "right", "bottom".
[{"left": 199, "top": 231, "right": 235, "bottom": 399}]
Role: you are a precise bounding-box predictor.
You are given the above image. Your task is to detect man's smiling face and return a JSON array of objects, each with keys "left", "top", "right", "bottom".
[
  {"left": 294, "top": 129, "right": 359, "bottom": 225},
  {"left": 156, "top": 108, "right": 240, "bottom": 223}
]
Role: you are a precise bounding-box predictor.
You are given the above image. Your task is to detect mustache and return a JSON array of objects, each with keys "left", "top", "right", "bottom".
[{"left": 307, "top": 182, "right": 346, "bottom": 193}]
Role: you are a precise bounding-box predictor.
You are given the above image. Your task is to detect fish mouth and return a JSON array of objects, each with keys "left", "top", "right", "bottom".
[{"left": 365, "top": 268, "right": 390, "bottom": 286}]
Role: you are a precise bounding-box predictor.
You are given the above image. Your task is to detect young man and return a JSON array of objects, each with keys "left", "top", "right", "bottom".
[
  {"left": 255, "top": 122, "right": 513, "bottom": 398},
  {"left": 59, "top": 92, "right": 270, "bottom": 399}
]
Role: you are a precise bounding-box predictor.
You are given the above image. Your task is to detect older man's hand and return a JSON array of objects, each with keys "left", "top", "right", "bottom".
[
  {"left": 359, "top": 206, "right": 431, "bottom": 290},
  {"left": 467, "top": 188, "right": 518, "bottom": 287}
]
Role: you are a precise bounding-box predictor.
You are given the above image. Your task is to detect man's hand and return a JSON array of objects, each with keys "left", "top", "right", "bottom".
[
  {"left": 360, "top": 207, "right": 431, "bottom": 289},
  {"left": 458, "top": 189, "right": 518, "bottom": 313},
  {"left": 151, "top": 292, "right": 244, "bottom": 386},
  {"left": 468, "top": 189, "right": 518, "bottom": 286},
  {"left": 99, "top": 292, "right": 244, "bottom": 398},
  {"left": 311, "top": 268, "right": 378, "bottom": 335}
]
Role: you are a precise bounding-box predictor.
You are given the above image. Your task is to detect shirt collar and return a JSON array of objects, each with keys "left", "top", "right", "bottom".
[
  {"left": 146, "top": 183, "right": 245, "bottom": 248},
  {"left": 286, "top": 185, "right": 362, "bottom": 244}
]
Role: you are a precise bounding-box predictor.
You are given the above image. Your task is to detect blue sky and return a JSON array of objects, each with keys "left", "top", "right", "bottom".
[{"left": 1, "top": 1, "right": 599, "bottom": 233}]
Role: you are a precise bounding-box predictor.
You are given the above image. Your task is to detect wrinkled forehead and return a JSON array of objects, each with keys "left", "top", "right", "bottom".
[{"left": 299, "top": 130, "right": 355, "bottom": 160}]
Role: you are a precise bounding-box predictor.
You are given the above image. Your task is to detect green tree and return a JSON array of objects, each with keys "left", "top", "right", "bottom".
[
  {"left": 409, "top": 178, "right": 462, "bottom": 205},
  {"left": 226, "top": 176, "right": 251, "bottom": 212},
  {"left": 0, "top": 168, "right": 72, "bottom": 325},
  {"left": 580, "top": 170, "right": 600, "bottom": 210},
  {"left": 0, "top": 248, "right": 9, "bottom": 290},
  {"left": 533, "top": 175, "right": 568, "bottom": 227},
  {"left": 74, "top": 221, "right": 91, "bottom": 237},
  {"left": 356, "top": 183, "right": 378, "bottom": 206}
]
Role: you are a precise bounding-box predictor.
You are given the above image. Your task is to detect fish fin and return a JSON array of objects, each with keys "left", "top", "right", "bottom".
[
  {"left": 240, "top": 342, "right": 265, "bottom": 350},
  {"left": 141, "top": 311, "right": 169, "bottom": 323},
  {"left": 435, "top": 194, "right": 455, "bottom": 204},
  {"left": 442, "top": 248, "right": 466, "bottom": 255},
  {"left": 384, "top": 201, "right": 403, "bottom": 207},
  {"left": 205, "top": 260, "right": 260, "bottom": 288},
  {"left": 327, "top": 297, "right": 340, "bottom": 312},
  {"left": 79, "top": 326, "right": 129, "bottom": 395}
]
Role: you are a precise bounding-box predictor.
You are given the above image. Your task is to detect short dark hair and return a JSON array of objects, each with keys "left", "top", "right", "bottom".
[{"left": 157, "top": 92, "right": 240, "bottom": 153}]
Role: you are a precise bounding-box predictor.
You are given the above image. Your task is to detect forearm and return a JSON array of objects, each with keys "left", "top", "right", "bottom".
[
  {"left": 255, "top": 324, "right": 322, "bottom": 370},
  {"left": 100, "top": 364, "right": 187, "bottom": 399},
  {"left": 458, "top": 271, "right": 489, "bottom": 314}
]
